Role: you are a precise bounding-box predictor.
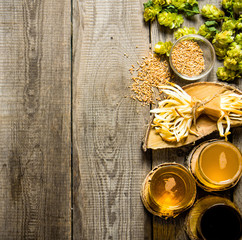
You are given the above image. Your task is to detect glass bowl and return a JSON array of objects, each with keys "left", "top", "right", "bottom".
[
  {"left": 169, "top": 34, "right": 215, "bottom": 81},
  {"left": 140, "top": 162, "right": 196, "bottom": 218}
]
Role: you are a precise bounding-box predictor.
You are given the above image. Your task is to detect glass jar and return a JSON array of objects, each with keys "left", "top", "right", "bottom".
[
  {"left": 188, "top": 139, "right": 242, "bottom": 191},
  {"left": 186, "top": 196, "right": 242, "bottom": 240},
  {"left": 141, "top": 162, "right": 196, "bottom": 218}
]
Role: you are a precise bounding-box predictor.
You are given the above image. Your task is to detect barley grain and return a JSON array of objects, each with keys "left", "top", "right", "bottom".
[
  {"left": 171, "top": 40, "right": 205, "bottom": 77},
  {"left": 130, "top": 52, "right": 171, "bottom": 105}
]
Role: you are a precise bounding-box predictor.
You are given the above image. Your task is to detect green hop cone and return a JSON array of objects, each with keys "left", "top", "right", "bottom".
[
  {"left": 153, "top": 0, "right": 166, "bottom": 5},
  {"left": 222, "top": 19, "right": 237, "bottom": 31},
  {"left": 170, "top": 0, "right": 186, "bottom": 9},
  {"left": 212, "top": 30, "right": 234, "bottom": 47},
  {"left": 166, "top": 0, "right": 172, "bottom": 4},
  {"left": 238, "top": 60, "right": 242, "bottom": 74},
  {"left": 236, "top": 17, "right": 242, "bottom": 30},
  {"left": 198, "top": 24, "right": 216, "bottom": 39},
  {"left": 154, "top": 41, "right": 173, "bottom": 56},
  {"left": 201, "top": 4, "right": 225, "bottom": 21},
  {"left": 212, "top": 31, "right": 234, "bottom": 59},
  {"left": 174, "top": 26, "right": 197, "bottom": 40},
  {"left": 224, "top": 57, "right": 238, "bottom": 71},
  {"left": 235, "top": 33, "right": 242, "bottom": 45},
  {"left": 214, "top": 45, "right": 228, "bottom": 59},
  {"left": 157, "top": 11, "right": 184, "bottom": 29},
  {"left": 227, "top": 42, "right": 242, "bottom": 61},
  {"left": 186, "top": 0, "right": 198, "bottom": 5},
  {"left": 217, "top": 66, "right": 238, "bottom": 81},
  {"left": 233, "top": 0, "right": 242, "bottom": 14},
  {"left": 222, "top": 0, "right": 234, "bottom": 9},
  {"left": 170, "top": 0, "right": 198, "bottom": 9},
  {"left": 143, "top": 5, "right": 162, "bottom": 22}
]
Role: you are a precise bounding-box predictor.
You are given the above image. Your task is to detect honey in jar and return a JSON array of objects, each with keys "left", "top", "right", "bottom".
[
  {"left": 141, "top": 163, "right": 196, "bottom": 218},
  {"left": 189, "top": 140, "right": 242, "bottom": 191}
]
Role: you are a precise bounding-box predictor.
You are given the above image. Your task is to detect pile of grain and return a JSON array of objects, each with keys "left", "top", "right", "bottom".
[
  {"left": 129, "top": 52, "right": 172, "bottom": 105},
  {"left": 171, "top": 40, "right": 205, "bottom": 77}
]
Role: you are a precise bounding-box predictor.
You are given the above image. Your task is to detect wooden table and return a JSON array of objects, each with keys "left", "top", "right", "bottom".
[{"left": 0, "top": 0, "right": 241, "bottom": 239}]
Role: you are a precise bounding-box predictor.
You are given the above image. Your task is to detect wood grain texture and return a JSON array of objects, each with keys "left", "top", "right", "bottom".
[
  {"left": 233, "top": 80, "right": 242, "bottom": 217},
  {"left": 0, "top": 1, "right": 71, "bottom": 239},
  {"left": 72, "top": 0, "right": 152, "bottom": 239},
  {"left": 0, "top": 0, "right": 241, "bottom": 239}
]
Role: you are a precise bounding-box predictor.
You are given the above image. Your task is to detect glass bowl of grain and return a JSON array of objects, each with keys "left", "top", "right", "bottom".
[{"left": 169, "top": 34, "right": 215, "bottom": 81}]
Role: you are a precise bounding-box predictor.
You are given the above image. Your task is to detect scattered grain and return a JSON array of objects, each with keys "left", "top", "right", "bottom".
[{"left": 129, "top": 52, "right": 172, "bottom": 105}]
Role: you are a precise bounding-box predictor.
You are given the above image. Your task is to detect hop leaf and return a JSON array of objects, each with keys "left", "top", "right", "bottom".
[
  {"left": 198, "top": 21, "right": 218, "bottom": 39},
  {"left": 198, "top": 24, "right": 216, "bottom": 39},
  {"left": 157, "top": 11, "right": 184, "bottom": 29},
  {"left": 163, "top": 5, "right": 178, "bottom": 13},
  {"left": 174, "top": 26, "right": 197, "bottom": 39},
  {"left": 180, "top": 3, "right": 199, "bottom": 17},
  {"left": 143, "top": 0, "right": 154, "bottom": 9},
  {"left": 201, "top": 4, "right": 225, "bottom": 21},
  {"left": 154, "top": 41, "right": 173, "bottom": 56}
]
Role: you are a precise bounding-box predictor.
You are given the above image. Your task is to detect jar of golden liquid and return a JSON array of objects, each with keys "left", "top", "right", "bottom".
[
  {"left": 141, "top": 163, "right": 196, "bottom": 218},
  {"left": 186, "top": 196, "right": 242, "bottom": 240},
  {"left": 188, "top": 139, "right": 242, "bottom": 191}
]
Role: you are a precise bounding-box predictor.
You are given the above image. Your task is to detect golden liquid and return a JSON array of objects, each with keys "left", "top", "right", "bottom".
[
  {"left": 150, "top": 172, "right": 186, "bottom": 207},
  {"left": 149, "top": 166, "right": 190, "bottom": 209},
  {"left": 143, "top": 164, "right": 196, "bottom": 217},
  {"left": 200, "top": 142, "right": 242, "bottom": 182}
]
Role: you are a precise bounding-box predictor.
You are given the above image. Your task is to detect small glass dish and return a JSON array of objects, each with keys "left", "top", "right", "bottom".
[
  {"left": 188, "top": 139, "right": 242, "bottom": 192},
  {"left": 140, "top": 163, "right": 196, "bottom": 218},
  {"left": 169, "top": 34, "right": 215, "bottom": 81}
]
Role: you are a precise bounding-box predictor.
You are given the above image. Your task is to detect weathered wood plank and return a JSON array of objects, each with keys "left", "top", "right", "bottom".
[
  {"left": 0, "top": 1, "right": 71, "bottom": 239},
  {"left": 233, "top": 80, "right": 242, "bottom": 215},
  {"left": 73, "top": 0, "right": 152, "bottom": 239}
]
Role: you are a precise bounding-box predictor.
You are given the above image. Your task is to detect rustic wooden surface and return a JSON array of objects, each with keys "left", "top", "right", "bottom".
[
  {"left": 0, "top": 0, "right": 71, "bottom": 239},
  {"left": 0, "top": 0, "right": 241, "bottom": 239},
  {"left": 72, "top": 1, "right": 152, "bottom": 239}
]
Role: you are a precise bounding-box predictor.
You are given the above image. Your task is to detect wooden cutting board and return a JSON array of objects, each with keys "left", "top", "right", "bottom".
[{"left": 144, "top": 82, "right": 242, "bottom": 150}]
